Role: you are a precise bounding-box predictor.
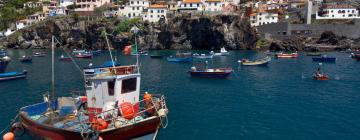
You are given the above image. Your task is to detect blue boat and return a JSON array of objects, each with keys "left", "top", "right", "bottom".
[
  {"left": 0, "top": 56, "right": 11, "bottom": 73},
  {"left": 0, "top": 70, "right": 27, "bottom": 81},
  {"left": 166, "top": 56, "right": 192, "bottom": 63},
  {"left": 312, "top": 55, "right": 336, "bottom": 63}
]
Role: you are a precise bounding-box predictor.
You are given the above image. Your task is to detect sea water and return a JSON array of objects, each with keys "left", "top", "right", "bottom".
[{"left": 1, "top": 50, "right": 360, "bottom": 140}]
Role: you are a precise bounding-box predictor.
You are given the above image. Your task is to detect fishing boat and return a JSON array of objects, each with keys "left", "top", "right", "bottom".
[
  {"left": 166, "top": 56, "right": 192, "bottom": 63},
  {"left": 192, "top": 53, "right": 213, "bottom": 59},
  {"left": 351, "top": 53, "right": 360, "bottom": 60},
  {"left": 312, "top": 55, "right": 336, "bottom": 62},
  {"left": 60, "top": 54, "right": 72, "bottom": 61},
  {"left": 19, "top": 55, "right": 32, "bottom": 63},
  {"left": 239, "top": 56, "right": 271, "bottom": 66},
  {"left": 0, "top": 49, "right": 6, "bottom": 57},
  {"left": 74, "top": 52, "right": 93, "bottom": 59},
  {"left": 189, "top": 66, "right": 233, "bottom": 78},
  {"left": 0, "top": 56, "right": 11, "bottom": 73},
  {"left": 275, "top": 52, "right": 299, "bottom": 58},
  {"left": 150, "top": 55, "right": 164, "bottom": 59},
  {"left": 3, "top": 33, "right": 169, "bottom": 140},
  {"left": 33, "top": 52, "right": 46, "bottom": 57},
  {"left": 211, "top": 47, "right": 230, "bottom": 56},
  {"left": 0, "top": 70, "right": 27, "bottom": 81},
  {"left": 306, "top": 52, "right": 323, "bottom": 56}
]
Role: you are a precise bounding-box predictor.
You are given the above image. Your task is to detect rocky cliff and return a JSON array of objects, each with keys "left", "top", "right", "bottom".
[{"left": 1, "top": 15, "right": 257, "bottom": 50}]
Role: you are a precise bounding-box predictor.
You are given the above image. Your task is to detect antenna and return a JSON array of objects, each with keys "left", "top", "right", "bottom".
[
  {"left": 51, "top": 36, "right": 55, "bottom": 101},
  {"left": 103, "top": 30, "right": 116, "bottom": 69}
]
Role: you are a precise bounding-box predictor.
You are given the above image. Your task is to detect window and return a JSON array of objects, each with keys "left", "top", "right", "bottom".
[
  {"left": 150, "top": 10, "right": 153, "bottom": 13},
  {"left": 259, "top": 18, "right": 262, "bottom": 20},
  {"left": 161, "top": 10, "right": 164, "bottom": 13},
  {"left": 184, "top": 4, "right": 187, "bottom": 7},
  {"left": 157, "top": 10, "right": 160, "bottom": 13},
  {"left": 122, "top": 78, "right": 137, "bottom": 94},
  {"left": 190, "top": 3, "right": 192, "bottom": 7},
  {"left": 215, "top": 2, "right": 217, "bottom": 6},
  {"left": 197, "top": 3, "right": 199, "bottom": 7},
  {"left": 150, "top": 15, "right": 153, "bottom": 18},
  {"left": 132, "top": 7, "right": 135, "bottom": 10},
  {"left": 137, "top": 7, "right": 139, "bottom": 10},
  {"left": 157, "top": 15, "right": 160, "bottom": 17},
  {"left": 131, "top": 1, "right": 134, "bottom": 4},
  {"left": 137, "top": 1, "right": 139, "bottom": 4},
  {"left": 108, "top": 80, "right": 115, "bottom": 96},
  {"left": 330, "top": 10, "right": 333, "bottom": 13}
]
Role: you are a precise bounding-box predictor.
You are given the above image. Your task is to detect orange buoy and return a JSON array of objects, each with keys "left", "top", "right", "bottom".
[
  {"left": 143, "top": 92, "right": 152, "bottom": 102},
  {"left": 123, "top": 45, "right": 132, "bottom": 55},
  {"left": 91, "top": 118, "right": 108, "bottom": 131},
  {"left": 3, "top": 132, "right": 14, "bottom": 140},
  {"left": 119, "top": 102, "right": 135, "bottom": 120}
]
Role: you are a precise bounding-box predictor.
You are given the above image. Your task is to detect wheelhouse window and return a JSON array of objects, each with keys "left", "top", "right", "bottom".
[
  {"left": 108, "top": 80, "right": 115, "bottom": 96},
  {"left": 122, "top": 78, "right": 137, "bottom": 94}
]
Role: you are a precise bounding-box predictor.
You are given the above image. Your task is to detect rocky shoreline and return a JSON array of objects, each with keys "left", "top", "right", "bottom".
[{"left": 1, "top": 15, "right": 359, "bottom": 52}]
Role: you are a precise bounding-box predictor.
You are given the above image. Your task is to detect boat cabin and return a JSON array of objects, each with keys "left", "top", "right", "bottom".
[{"left": 84, "top": 65, "right": 140, "bottom": 120}]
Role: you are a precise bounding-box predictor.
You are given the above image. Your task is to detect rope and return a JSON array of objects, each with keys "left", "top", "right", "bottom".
[
  {"left": 53, "top": 36, "right": 83, "bottom": 75},
  {"left": 0, "top": 114, "right": 19, "bottom": 135}
]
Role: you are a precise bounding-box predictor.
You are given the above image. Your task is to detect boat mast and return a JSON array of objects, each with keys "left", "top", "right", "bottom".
[
  {"left": 131, "top": 26, "right": 140, "bottom": 73},
  {"left": 51, "top": 35, "right": 55, "bottom": 101},
  {"left": 103, "top": 30, "right": 116, "bottom": 68}
]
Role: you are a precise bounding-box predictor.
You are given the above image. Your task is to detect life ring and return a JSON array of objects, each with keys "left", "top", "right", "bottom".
[{"left": 10, "top": 122, "right": 25, "bottom": 137}]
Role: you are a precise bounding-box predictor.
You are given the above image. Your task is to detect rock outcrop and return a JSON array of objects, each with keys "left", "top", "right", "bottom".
[{"left": 3, "top": 15, "right": 257, "bottom": 50}]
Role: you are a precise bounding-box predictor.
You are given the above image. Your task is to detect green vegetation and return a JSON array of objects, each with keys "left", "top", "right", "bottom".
[
  {"left": 256, "top": 39, "right": 270, "bottom": 49},
  {"left": 0, "top": 0, "right": 42, "bottom": 31},
  {"left": 115, "top": 18, "right": 142, "bottom": 33}
]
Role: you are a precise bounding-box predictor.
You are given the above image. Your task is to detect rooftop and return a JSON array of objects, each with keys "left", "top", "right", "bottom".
[
  {"left": 182, "top": 0, "right": 202, "bottom": 3},
  {"left": 148, "top": 4, "right": 167, "bottom": 8}
]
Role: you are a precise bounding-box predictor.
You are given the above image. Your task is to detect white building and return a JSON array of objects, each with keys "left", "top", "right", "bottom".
[
  {"left": 23, "top": 1, "right": 43, "bottom": 8},
  {"left": 143, "top": 4, "right": 167, "bottom": 22},
  {"left": 120, "top": 0, "right": 150, "bottom": 18},
  {"left": 316, "top": 4, "right": 360, "bottom": 19},
  {"left": 178, "top": 0, "right": 204, "bottom": 11},
  {"left": 204, "top": 0, "right": 224, "bottom": 12},
  {"left": 60, "top": 0, "right": 75, "bottom": 7},
  {"left": 250, "top": 9, "right": 279, "bottom": 27},
  {"left": 75, "top": 0, "right": 111, "bottom": 12},
  {"left": 15, "top": 20, "right": 28, "bottom": 30}
]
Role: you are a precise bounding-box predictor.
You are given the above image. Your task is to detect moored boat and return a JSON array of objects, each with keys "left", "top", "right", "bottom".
[
  {"left": 72, "top": 49, "right": 86, "bottom": 54},
  {"left": 33, "top": 52, "right": 46, "bottom": 57},
  {"left": 0, "top": 56, "right": 11, "bottom": 73},
  {"left": 211, "top": 47, "right": 230, "bottom": 56},
  {"left": 150, "top": 55, "right": 164, "bottom": 59},
  {"left": 0, "top": 70, "right": 27, "bottom": 81},
  {"left": 0, "top": 49, "right": 7, "bottom": 57},
  {"left": 239, "top": 56, "right": 271, "bottom": 66},
  {"left": 92, "top": 50, "right": 102, "bottom": 56},
  {"left": 176, "top": 52, "right": 192, "bottom": 57},
  {"left": 189, "top": 66, "right": 233, "bottom": 78},
  {"left": 60, "top": 54, "right": 72, "bottom": 61},
  {"left": 74, "top": 52, "right": 93, "bottom": 59},
  {"left": 167, "top": 56, "right": 192, "bottom": 62},
  {"left": 193, "top": 53, "right": 213, "bottom": 59},
  {"left": 19, "top": 55, "right": 32, "bottom": 63},
  {"left": 312, "top": 55, "right": 336, "bottom": 63},
  {"left": 313, "top": 63, "right": 329, "bottom": 80},
  {"left": 275, "top": 52, "right": 299, "bottom": 58},
  {"left": 351, "top": 53, "right": 360, "bottom": 60}
]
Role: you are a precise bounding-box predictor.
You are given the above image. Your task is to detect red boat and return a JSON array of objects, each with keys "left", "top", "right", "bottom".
[
  {"left": 275, "top": 52, "right": 299, "bottom": 58},
  {"left": 351, "top": 53, "right": 360, "bottom": 60},
  {"left": 60, "top": 55, "right": 72, "bottom": 61},
  {"left": 313, "top": 73, "right": 329, "bottom": 80},
  {"left": 74, "top": 53, "right": 93, "bottom": 59}
]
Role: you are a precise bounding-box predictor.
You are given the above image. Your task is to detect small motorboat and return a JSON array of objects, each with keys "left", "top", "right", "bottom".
[
  {"left": 211, "top": 47, "right": 230, "bottom": 56},
  {"left": 0, "top": 56, "right": 11, "bottom": 73},
  {"left": 72, "top": 49, "right": 86, "bottom": 54},
  {"left": 19, "top": 55, "right": 32, "bottom": 62},
  {"left": 306, "top": 52, "right": 323, "bottom": 56},
  {"left": 351, "top": 53, "right": 360, "bottom": 60},
  {"left": 239, "top": 56, "right": 271, "bottom": 66},
  {"left": 176, "top": 52, "right": 192, "bottom": 57},
  {"left": 60, "top": 54, "right": 72, "bottom": 61},
  {"left": 312, "top": 55, "right": 336, "bottom": 63},
  {"left": 166, "top": 56, "right": 192, "bottom": 63},
  {"left": 74, "top": 52, "right": 93, "bottom": 59},
  {"left": 189, "top": 66, "right": 232, "bottom": 78},
  {"left": 33, "top": 52, "right": 46, "bottom": 57},
  {"left": 92, "top": 50, "right": 102, "bottom": 56},
  {"left": 131, "top": 50, "right": 148, "bottom": 56},
  {"left": 193, "top": 53, "right": 213, "bottom": 59},
  {"left": 275, "top": 52, "right": 299, "bottom": 58},
  {"left": 150, "top": 55, "right": 164, "bottom": 59},
  {"left": 0, "top": 70, "right": 27, "bottom": 81}
]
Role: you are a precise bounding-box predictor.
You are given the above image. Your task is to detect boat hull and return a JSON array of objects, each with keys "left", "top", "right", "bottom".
[
  {"left": 19, "top": 113, "right": 161, "bottom": 140},
  {"left": 313, "top": 75, "right": 329, "bottom": 80},
  {"left": 0, "top": 60, "right": 9, "bottom": 73},
  {"left": 167, "top": 57, "right": 192, "bottom": 63},
  {"left": 312, "top": 57, "right": 336, "bottom": 62},
  {"left": 190, "top": 71, "right": 231, "bottom": 78},
  {"left": 0, "top": 71, "right": 27, "bottom": 81}
]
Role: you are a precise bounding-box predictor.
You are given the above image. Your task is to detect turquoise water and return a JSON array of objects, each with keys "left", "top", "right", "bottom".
[{"left": 1, "top": 50, "right": 360, "bottom": 139}]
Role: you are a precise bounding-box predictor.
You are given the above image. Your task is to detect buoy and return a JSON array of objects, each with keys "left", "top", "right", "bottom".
[
  {"left": 119, "top": 102, "right": 135, "bottom": 120},
  {"left": 3, "top": 132, "right": 14, "bottom": 140},
  {"left": 143, "top": 92, "right": 152, "bottom": 102},
  {"left": 91, "top": 118, "right": 108, "bottom": 131}
]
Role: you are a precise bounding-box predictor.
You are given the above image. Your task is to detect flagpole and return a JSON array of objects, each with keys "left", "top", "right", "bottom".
[{"left": 135, "top": 32, "right": 139, "bottom": 74}]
